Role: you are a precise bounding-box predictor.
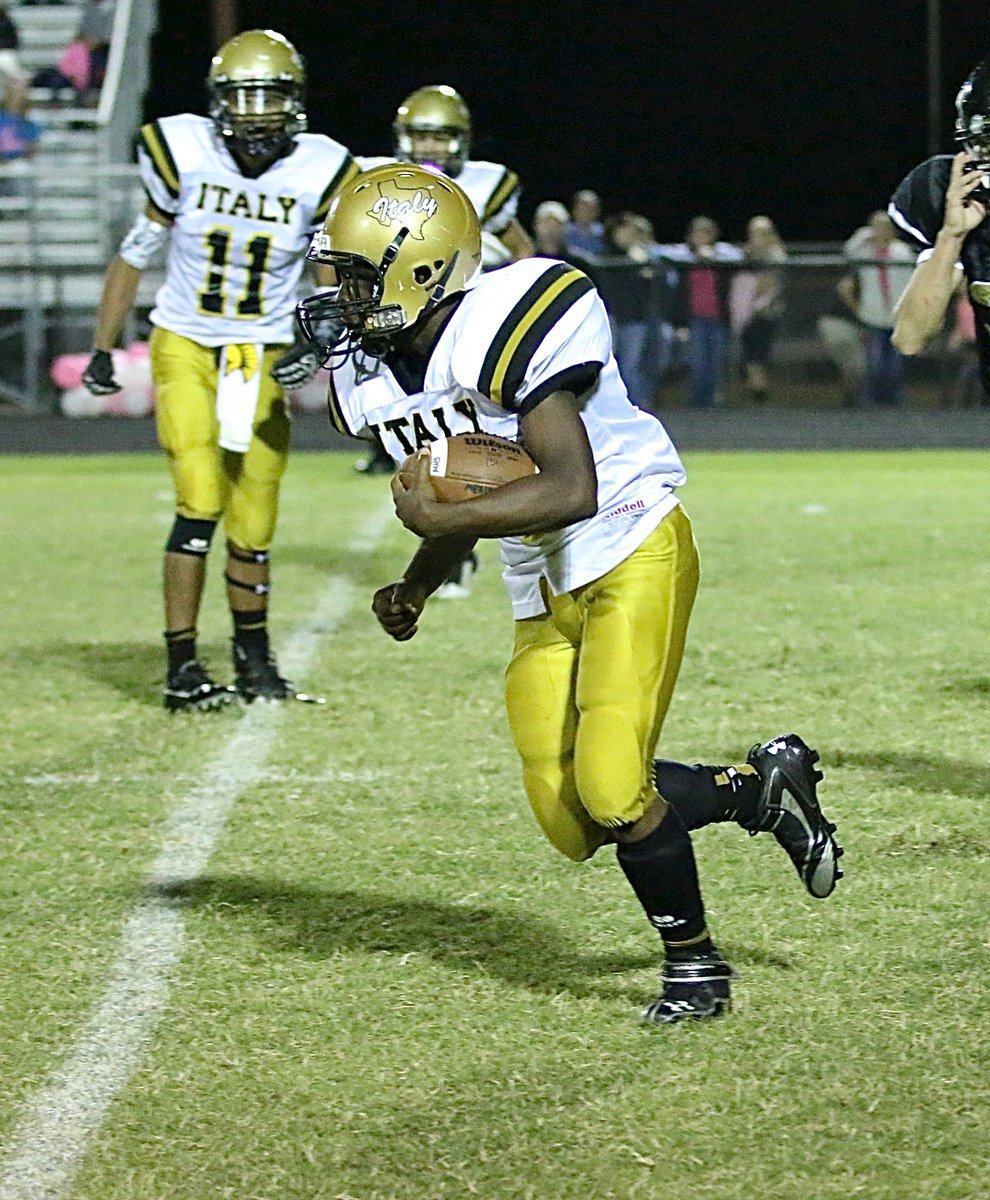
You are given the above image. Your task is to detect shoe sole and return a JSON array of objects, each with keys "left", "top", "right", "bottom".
[{"left": 163, "top": 689, "right": 236, "bottom": 712}]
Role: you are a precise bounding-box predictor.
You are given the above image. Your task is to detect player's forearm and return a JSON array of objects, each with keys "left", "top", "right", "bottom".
[
  {"left": 92, "top": 258, "right": 143, "bottom": 351},
  {"left": 891, "top": 231, "right": 965, "bottom": 354},
  {"left": 427, "top": 471, "right": 598, "bottom": 539},
  {"left": 403, "top": 533, "right": 478, "bottom": 595}
]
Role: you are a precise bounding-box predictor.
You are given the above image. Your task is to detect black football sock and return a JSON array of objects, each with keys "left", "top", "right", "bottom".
[
  {"left": 616, "top": 805, "right": 714, "bottom": 961},
  {"left": 653, "top": 760, "right": 762, "bottom": 830},
  {"left": 232, "top": 609, "right": 270, "bottom": 659},
  {"left": 165, "top": 628, "right": 197, "bottom": 675}
]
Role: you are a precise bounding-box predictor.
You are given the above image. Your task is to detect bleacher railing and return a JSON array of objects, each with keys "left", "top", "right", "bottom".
[
  {"left": 0, "top": 248, "right": 979, "bottom": 415},
  {"left": 0, "top": 0, "right": 157, "bottom": 410}
]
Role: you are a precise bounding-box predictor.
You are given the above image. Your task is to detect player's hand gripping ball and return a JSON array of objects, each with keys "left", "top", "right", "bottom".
[{"left": 399, "top": 433, "right": 536, "bottom": 502}]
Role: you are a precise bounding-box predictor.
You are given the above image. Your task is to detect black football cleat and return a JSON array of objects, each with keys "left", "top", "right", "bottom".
[
  {"left": 163, "top": 660, "right": 235, "bottom": 712},
  {"left": 745, "top": 734, "right": 844, "bottom": 899},
  {"left": 643, "top": 953, "right": 734, "bottom": 1025},
  {"left": 232, "top": 643, "right": 294, "bottom": 702}
]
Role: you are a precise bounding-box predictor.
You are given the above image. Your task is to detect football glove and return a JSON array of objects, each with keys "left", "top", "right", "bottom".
[
  {"left": 270, "top": 341, "right": 322, "bottom": 388},
  {"left": 82, "top": 349, "right": 122, "bottom": 396}
]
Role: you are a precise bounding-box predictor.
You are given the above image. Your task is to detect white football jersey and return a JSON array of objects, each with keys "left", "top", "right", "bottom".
[
  {"left": 328, "top": 257, "right": 687, "bottom": 618},
  {"left": 138, "top": 114, "right": 358, "bottom": 346},
  {"left": 356, "top": 156, "right": 521, "bottom": 235}
]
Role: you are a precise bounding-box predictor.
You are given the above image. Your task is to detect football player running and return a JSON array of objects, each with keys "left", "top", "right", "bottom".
[
  {"left": 889, "top": 56, "right": 990, "bottom": 385},
  {"left": 84, "top": 30, "right": 359, "bottom": 710},
  {"left": 297, "top": 165, "right": 843, "bottom": 1024},
  {"left": 354, "top": 84, "right": 534, "bottom": 509}
]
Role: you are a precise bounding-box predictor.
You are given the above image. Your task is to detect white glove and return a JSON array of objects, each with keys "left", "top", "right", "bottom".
[{"left": 270, "top": 342, "right": 322, "bottom": 388}]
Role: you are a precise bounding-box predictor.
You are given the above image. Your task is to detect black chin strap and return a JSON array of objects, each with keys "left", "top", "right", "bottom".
[
  {"left": 421, "top": 250, "right": 461, "bottom": 320},
  {"left": 379, "top": 228, "right": 409, "bottom": 278}
]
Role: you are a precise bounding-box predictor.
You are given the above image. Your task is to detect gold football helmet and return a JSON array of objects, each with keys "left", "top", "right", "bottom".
[
  {"left": 393, "top": 85, "right": 471, "bottom": 177},
  {"left": 297, "top": 164, "right": 482, "bottom": 360},
  {"left": 207, "top": 29, "right": 306, "bottom": 159}
]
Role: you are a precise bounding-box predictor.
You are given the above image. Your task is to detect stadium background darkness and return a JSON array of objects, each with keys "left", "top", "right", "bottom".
[{"left": 147, "top": 0, "right": 988, "bottom": 243}]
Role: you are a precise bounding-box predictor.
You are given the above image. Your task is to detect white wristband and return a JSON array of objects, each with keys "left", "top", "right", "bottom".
[{"left": 118, "top": 212, "right": 171, "bottom": 269}]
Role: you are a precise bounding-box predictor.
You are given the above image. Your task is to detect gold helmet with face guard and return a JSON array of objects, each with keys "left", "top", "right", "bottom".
[
  {"left": 207, "top": 29, "right": 306, "bottom": 160},
  {"left": 297, "top": 164, "right": 482, "bottom": 362},
  {"left": 393, "top": 85, "right": 471, "bottom": 177}
]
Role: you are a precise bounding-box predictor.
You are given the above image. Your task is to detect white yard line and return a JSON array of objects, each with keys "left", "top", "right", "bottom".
[{"left": 0, "top": 503, "right": 394, "bottom": 1200}]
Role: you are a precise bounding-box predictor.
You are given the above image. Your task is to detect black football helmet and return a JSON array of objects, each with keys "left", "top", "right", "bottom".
[{"left": 955, "top": 57, "right": 990, "bottom": 167}]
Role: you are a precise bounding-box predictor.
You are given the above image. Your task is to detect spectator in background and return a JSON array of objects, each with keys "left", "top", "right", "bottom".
[
  {"left": 532, "top": 199, "right": 572, "bottom": 257},
  {"left": 729, "top": 215, "right": 787, "bottom": 403},
  {"left": 79, "top": 0, "right": 114, "bottom": 46},
  {"left": 0, "top": 2, "right": 26, "bottom": 98},
  {"left": 0, "top": 78, "right": 41, "bottom": 172},
  {"left": 565, "top": 188, "right": 605, "bottom": 256},
  {"left": 31, "top": 14, "right": 109, "bottom": 105},
  {"left": 590, "top": 211, "right": 657, "bottom": 409},
  {"left": 836, "top": 211, "right": 915, "bottom": 407},
  {"left": 817, "top": 289, "right": 866, "bottom": 407},
  {"left": 663, "top": 215, "right": 742, "bottom": 408}
]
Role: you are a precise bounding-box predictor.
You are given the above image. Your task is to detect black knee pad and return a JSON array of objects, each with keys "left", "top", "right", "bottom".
[{"left": 165, "top": 516, "right": 218, "bottom": 556}]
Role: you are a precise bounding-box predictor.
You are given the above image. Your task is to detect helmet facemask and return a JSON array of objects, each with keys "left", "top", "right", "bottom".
[
  {"left": 394, "top": 123, "right": 468, "bottom": 176},
  {"left": 209, "top": 78, "right": 305, "bottom": 160},
  {"left": 296, "top": 165, "right": 482, "bottom": 365},
  {"left": 298, "top": 231, "right": 464, "bottom": 364},
  {"left": 956, "top": 70, "right": 990, "bottom": 171},
  {"left": 392, "top": 86, "right": 472, "bottom": 177}
]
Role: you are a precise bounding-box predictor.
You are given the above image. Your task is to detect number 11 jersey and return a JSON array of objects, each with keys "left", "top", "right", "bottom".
[{"left": 137, "top": 113, "right": 357, "bottom": 346}]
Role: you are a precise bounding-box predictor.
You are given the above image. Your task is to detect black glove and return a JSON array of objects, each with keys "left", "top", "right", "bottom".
[
  {"left": 82, "top": 350, "right": 122, "bottom": 396},
  {"left": 270, "top": 341, "right": 322, "bottom": 388}
]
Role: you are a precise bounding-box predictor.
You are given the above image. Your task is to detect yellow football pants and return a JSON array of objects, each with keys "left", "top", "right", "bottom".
[
  {"left": 150, "top": 327, "right": 291, "bottom": 551},
  {"left": 504, "top": 505, "right": 699, "bottom": 862}
]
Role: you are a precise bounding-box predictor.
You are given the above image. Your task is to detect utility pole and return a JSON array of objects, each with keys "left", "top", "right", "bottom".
[
  {"left": 927, "top": 0, "right": 942, "bottom": 155},
  {"left": 209, "top": 0, "right": 239, "bottom": 51}
]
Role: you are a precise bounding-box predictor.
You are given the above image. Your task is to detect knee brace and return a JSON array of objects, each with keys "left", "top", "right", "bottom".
[
  {"left": 225, "top": 542, "right": 271, "bottom": 595},
  {"left": 165, "top": 516, "right": 217, "bottom": 556}
]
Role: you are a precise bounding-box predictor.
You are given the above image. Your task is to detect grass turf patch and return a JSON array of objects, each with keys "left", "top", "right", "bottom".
[{"left": 1, "top": 449, "right": 988, "bottom": 1199}]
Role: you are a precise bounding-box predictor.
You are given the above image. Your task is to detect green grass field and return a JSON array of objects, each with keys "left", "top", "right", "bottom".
[{"left": 1, "top": 448, "right": 988, "bottom": 1200}]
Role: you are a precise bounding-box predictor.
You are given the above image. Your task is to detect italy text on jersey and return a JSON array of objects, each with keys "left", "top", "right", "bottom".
[{"left": 140, "top": 114, "right": 357, "bottom": 346}]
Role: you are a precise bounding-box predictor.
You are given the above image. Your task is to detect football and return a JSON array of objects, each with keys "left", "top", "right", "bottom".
[{"left": 400, "top": 433, "right": 537, "bottom": 503}]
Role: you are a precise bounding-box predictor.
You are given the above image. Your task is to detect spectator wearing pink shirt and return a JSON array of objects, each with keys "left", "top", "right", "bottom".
[
  {"left": 31, "top": 12, "right": 109, "bottom": 105},
  {"left": 662, "top": 216, "right": 743, "bottom": 408}
]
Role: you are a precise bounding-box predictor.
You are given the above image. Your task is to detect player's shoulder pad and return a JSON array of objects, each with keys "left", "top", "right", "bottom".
[
  {"left": 137, "top": 113, "right": 210, "bottom": 204},
  {"left": 355, "top": 154, "right": 397, "bottom": 172},
  {"left": 889, "top": 154, "right": 954, "bottom": 247},
  {"left": 452, "top": 257, "right": 598, "bottom": 410},
  {"left": 291, "top": 133, "right": 360, "bottom": 221},
  {"left": 463, "top": 159, "right": 521, "bottom": 223}
]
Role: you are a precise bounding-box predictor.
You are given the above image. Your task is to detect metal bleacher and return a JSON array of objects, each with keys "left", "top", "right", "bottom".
[{"left": 1, "top": 0, "right": 159, "bottom": 409}]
